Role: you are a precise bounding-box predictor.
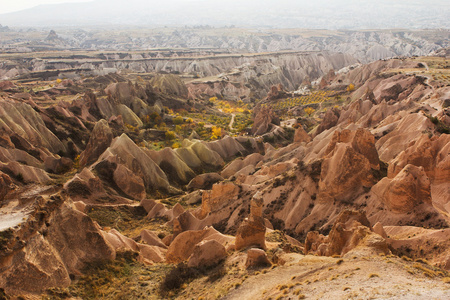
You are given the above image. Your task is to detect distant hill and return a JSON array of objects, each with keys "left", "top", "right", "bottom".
[{"left": 0, "top": 0, "right": 449, "bottom": 29}]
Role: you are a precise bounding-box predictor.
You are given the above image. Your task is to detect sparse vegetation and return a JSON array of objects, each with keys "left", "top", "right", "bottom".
[
  {"left": 68, "top": 251, "right": 168, "bottom": 300},
  {"left": 87, "top": 205, "right": 171, "bottom": 237}
]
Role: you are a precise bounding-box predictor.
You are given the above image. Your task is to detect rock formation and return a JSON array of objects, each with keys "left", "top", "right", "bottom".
[
  {"left": 79, "top": 119, "right": 113, "bottom": 167},
  {"left": 187, "top": 172, "right": 224, "bottom": 190},
  {"left": 305, "top": 210, "right": 389, "bottom": 256},
  {"left": 198, "top": 182, "right": 240, "bottom": 219},
  {"left": 245, "top": 248, "right": 271, "bottom": 268},
  {"left": 251, "top": 106, "right": 280, "bottom": 136},
  {"left": 376, "top": 164, "right": 431, "bottom": 214},
  {"left": 235, "top": 191, "right": 266, "bottom": 250},
  {"left": 98, "top": 133, "right": 171, "bottom": 192},
  {"left": 293, "top": 125, "right": 311, "bottom": 144},
  {"left": 317, "top": 128, "right": 380, "bottom": 204},
  {"left": 0, "top": 192, "right": 116, "bottom": 296},
  {"left": 187, "top": 240, "right": 227, "bottom": 268}
]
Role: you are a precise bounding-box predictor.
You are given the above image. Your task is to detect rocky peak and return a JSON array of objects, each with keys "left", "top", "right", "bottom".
[
  {"left": 45, "top": 30, "right": 59, "bottom": 41},
  {"left": 251, "top": 105, "right": 280, "bottom": 136},
  {"left": 235, "top": 191, "right": 266, "bottom": 251}
]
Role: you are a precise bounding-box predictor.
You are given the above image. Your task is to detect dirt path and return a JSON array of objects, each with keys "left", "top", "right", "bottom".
[{"left": 229, "top": 113, "right": 235, "bottom": 130}]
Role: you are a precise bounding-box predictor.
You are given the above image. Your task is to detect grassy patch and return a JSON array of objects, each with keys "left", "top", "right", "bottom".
[
  {"left": 160, "top": 196, "right": 187, "bottom": 208},
  {"left": 66, "top": 251, "right": 171, "bottom": 300},
  {"left": 160, "top": 262, "right": 228, "bottom": 298},
  {"left": 87, "top": 205, "right": 171, "bottom": 238}
]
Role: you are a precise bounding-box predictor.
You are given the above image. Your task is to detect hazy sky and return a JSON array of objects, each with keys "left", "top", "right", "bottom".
[
  {"left": 0, "top": 0, "right": 93, "bottom": 14},
  {"left": 0, "top": 0, "right": 448, "bottom": 29}
]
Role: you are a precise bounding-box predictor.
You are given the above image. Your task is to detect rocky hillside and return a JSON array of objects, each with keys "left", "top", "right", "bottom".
[
  {"left": 0, "top": 50, "right": 357, "bottom": 101},
  {"left": 0, "top": 53, "right": 449, "bottom": 299},
  {"left": 1, "top": 28, "right": 448, "bottom": 64}
]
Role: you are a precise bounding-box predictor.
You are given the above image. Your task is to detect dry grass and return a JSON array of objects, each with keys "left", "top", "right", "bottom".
[
  {"left": 401, "top": 256, "right": 412, "bottom": 262},
  {"left": 413, "top": 263, "right": 437, "bottom": 278},
  {"left": 66, "top": 251, "right": 171, "bottom": 300}
]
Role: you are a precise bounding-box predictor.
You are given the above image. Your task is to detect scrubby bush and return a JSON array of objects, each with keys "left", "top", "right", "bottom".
[
  {"left": 173, "top": 116, "right": 184, "bottom": 125},
  {"left": 165, "top": 131, "right": 176, "bottom": 140},
  {"left": 160, "top": 263, "right": 200, "bottom": 294},
  {"left": 347, "top": 83, "right": 355, "bottom": 92}
]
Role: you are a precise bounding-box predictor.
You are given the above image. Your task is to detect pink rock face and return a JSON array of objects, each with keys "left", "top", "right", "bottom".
[
  {"left": 267, "top": 84, "right": 288, "bottom": 101},
  {"left": 315, "top": 107, "right": 340, "bottom": 136},
  {"left": 373, "top": 74, "right": 422, "bottom": 103},
  {"left": 318, "top": 143, "right": 374, "bottom": 204},
  {"left": 317, "top": 128, "right": 381, "bottom": 204},
  {"left": 103, "top": 229, "right": 166, "bottom": 264},
  {"left": 251, "top": 106, "right": 279, "bottom": 136},
  {"left": 376, "top": 113, "right": 435, "bottom": 163},
  {"left": 138, "top": 244, "right": 166, "bottom": 264},
  {"left": 293, "top": 125, "right": 311, "bottom": 144},
  {"left": 305, "top": 210, "right": 388, "bottom": 257},
  {"left": 79, "top": 119, "right": 113, "bottom": 167},
  {"left": 44, "top": 156, "right": 72, "bottom": 174},
  {"left": 113, "top": 164, "right": 146, "bottom": 201},
  {"left": 140, "top": 230, "right": 167, "bottom": 249},
  {"left": 187, "top": 240, "right": 227, "bottom": 268},
  {"left": 381, "top": 164, "right": 432, "bottom": 214},
  {"left": 235, "top": 194, "right": 266, "bottom": 251},
  {"left": 0, "top": 171, "right": 15, "bottom": 201},
  {"left": 235, "top": 219, "right": 266, "bottom": 251},
  {"left": 64, "top": 168, "right": 104, "bottom": 199},
  {"left": 206, "top": 136, "right": 245, "bottom": 160},
  {"left": 166, "top": 227, "right": 222, "bottom": 263},
  {"left": 0, "top": 196, "right": 116, "bottom": 296},
  {"left": 139, "top": 199, "right": 157, "bottom": 213},
  {"left": 221, "top": 153, "right": 263, "bottom": 179},
  {"left": 149, "top": 74, "right": 189, "bottom": 98},
  {"left": 145, "top": 147, "right": 196, "bottom": 185},
  {"left": 98, "top": 133, "right": 170, "bottom": 192},
  {"left": 187, "top": 172, "right": 224, "bottom": 190},
  {"left": 198, "top": 182, "right": 239, "bottom": 219},
  {"left": 245, "top": 248, "right": 271, "bottom": 268},
  {"left": 324, "top": 128, "right": 380, "bottom": 168},
  {"left": 388, "top": 134, "right": 450, "bottom": 183},
  {"left": 372, "top": 222, "right": 388, "bottom": 238}
]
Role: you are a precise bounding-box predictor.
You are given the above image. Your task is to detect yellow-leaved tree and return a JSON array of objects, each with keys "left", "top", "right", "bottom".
[
  {"left": 304, "top": 107, "right": 315, "bottom": 117},
  {"left": 211, "top": 126, "right": 222, "bottom": 140},
  {"left": 347, "top": 83, "right": 355, "bottom": 92}
]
